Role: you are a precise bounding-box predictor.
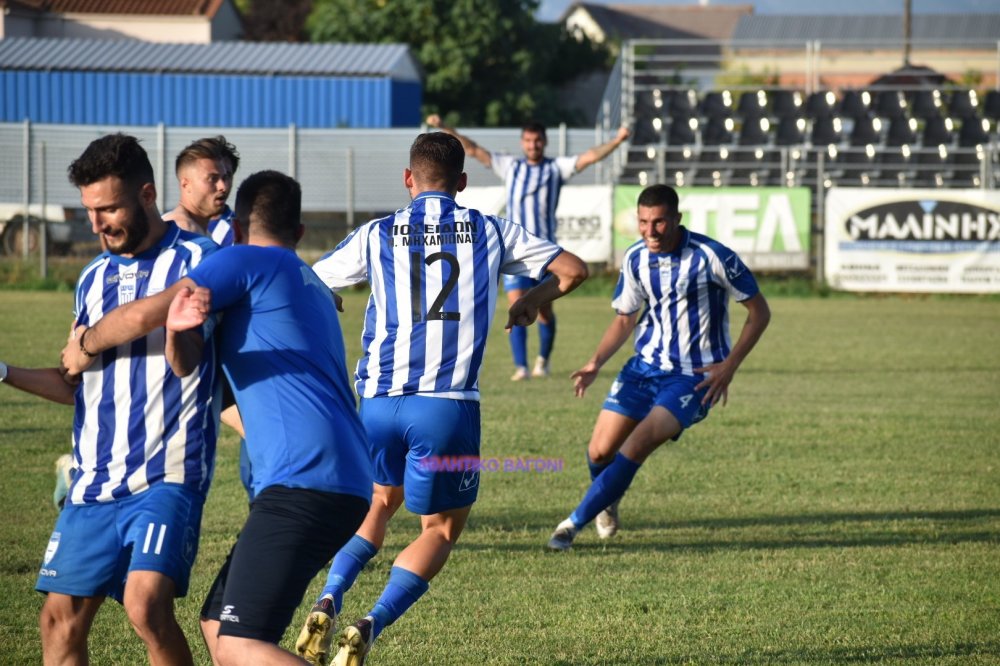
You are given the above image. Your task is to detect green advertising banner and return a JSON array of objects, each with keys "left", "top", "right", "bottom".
[{"left": 613, "top": 186, "right": 812, "bottom": 270}]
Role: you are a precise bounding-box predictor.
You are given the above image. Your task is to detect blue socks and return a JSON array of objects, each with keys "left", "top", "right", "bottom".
[
  {"left": 509, "top": 325, "right": 528, "bottom": 368},
  {"left": 321, "top": 535, "right": 379, "bottom": 613},
  {"left": 570, "top": 453, "right": 641, "bottom": 529},
  {"left": 587, "top": 454, "right": 611, "bottom": 481},
  {"left": 538, "top": 317, "right": 556, "bottom": 360},
  {"left": 367, "top": 566, "right": 429, "bottom": 640}
]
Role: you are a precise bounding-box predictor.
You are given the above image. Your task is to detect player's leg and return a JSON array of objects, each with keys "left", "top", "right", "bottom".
[
  {"left": 586, "top": 408, "right": 640, "bottom": 538},
  {"left": 212, "top": 486, "right": 368, "bottom": 666},
  {"left": 504, "top": 275, "right": 531, "bottom": 380},
  {"left": 533, "top": 302, "right": 556, "bottom": 377},
  {"left": 39, "top": 593, "right": 104, "bottom": 665},
  {"left": 119, "top": 483, "right": 204, "bottom": 665}
]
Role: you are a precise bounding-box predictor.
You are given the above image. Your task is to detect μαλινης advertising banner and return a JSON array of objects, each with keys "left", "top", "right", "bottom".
[
  {"left": 613, "top": 186, "right": 811, "bottom": 270},
  {"left": 825, "top": 188, "right": 1000, "bottom": 293}
]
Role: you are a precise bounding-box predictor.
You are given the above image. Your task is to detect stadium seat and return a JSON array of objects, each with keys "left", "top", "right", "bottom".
[
  {"left": 983, "top": 90, "right": 1000, "bottom": 121},
  {"left": 839, "top": 90, "right": 872, "bottom": 119},
  {"left": 739, "top": 116, "right": 771, "bottom": 146},
  {"left": 699, "top": 91, "right": 734, "bottom": 119},
  {"left": 805, "top": 91, "right": 837, "bottom": 119},
  {"left": 667, "top": 114, "right": 698, "bottom": 145},
  {"left": 909, "top": 89, "right": 944, "bottom": 120},
  {"left": 913, "top": 143, "right": 952, "bottom": 188},
  {"left": 922, "top": 116, "right": 955, "bottom": 147},
  {"left": 771, "top": 90, "right": 804, "bottom": 119},
  {"left": 878, "top": 144, "right": 915, "bottom": 186},
  {"left": 736, "top": 90, "right": 769, "bottom": 119},
  {"left": 701, "top": 117, "right": 735, "bottom": 145},
  {"left": 874, "top": 91, "right": 908, "bottom": 120},
  {"left": 948, "top": 90, "right": 980, "bottom": 119},
  {"left": 959, "top": 117, "right": 991, "bottom": 147},
  {"left": 775, "top": 117, "right": 807, "bottom": 146},
  {"left": 668, "top": 90, "right": 699, "bottom": 119},
  {"left": 886, "top": 117, "right": 918, "bottom": 147},
  {"left": 849, "top": 116, "right": 883, "bottom": 146}
]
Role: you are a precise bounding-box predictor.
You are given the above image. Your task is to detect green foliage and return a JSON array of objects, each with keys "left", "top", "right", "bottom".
[
  {"left": 306, "top": 0, "right": 611, "bottom": 126},
  {"left": 2, "top": 292, "right": 999, "bottom": 664}
]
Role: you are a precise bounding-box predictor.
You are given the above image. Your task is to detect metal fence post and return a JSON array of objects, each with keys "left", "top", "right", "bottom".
[
  {"left": 289, "top": 123, "right": 297, "bottom": 179},
  {"left": 346, "top": 148, "right": 355, "bottom": 232},
  {"left": 816, "top": 150, "right": 826, "bottom": 287},
  {"left": 40, "top": 141, "right": 47, "bottom": 279},
  {"left": 22, "top": 118, "right": 30, "bottom": 257},
  {"left": 157, "top": 123, "right": 166, "bottom": 212}
]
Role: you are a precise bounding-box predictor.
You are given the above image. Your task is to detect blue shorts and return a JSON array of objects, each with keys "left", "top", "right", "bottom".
[
  {"left": 602, "top": 357, "right": 711, "bottom": 440},
  {"left": 503, "top": 274, "right": 541, "bottom": 292},
  {"left": 36, "top": 483, "right": 204, "bottom": 601},
  {"left": 360, "top": 395, "right": 480, "bottom": 515}
]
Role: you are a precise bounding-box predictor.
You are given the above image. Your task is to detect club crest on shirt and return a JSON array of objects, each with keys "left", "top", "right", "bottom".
[{"left": 725, "top": 253, "right": 745, "bottom": 281}]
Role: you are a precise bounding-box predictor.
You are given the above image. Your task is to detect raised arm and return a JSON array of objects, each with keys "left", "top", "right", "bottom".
[
  {"left": 574, "top": 126, "right": 630, "bottom": 172},
  {"left": 426, "top": 114, "right": 493, "bottom": 169},
  {"left": 571, "top": 311, "right": 640, "bottom": 398},
  {"left": 2, "top": 365, "right": 77, "bottom": 405},
  {"left": 505, "top": 250, "right": 588, "bottom": 330},
  {"left": 694, "top": 292, "right": 771, "bottom": 407},
  {"left": 61, "top": 277, "right": 196, "bottom": 375},
  {"left": 164, "top": 286, "right": 210, "bottom": 377}
]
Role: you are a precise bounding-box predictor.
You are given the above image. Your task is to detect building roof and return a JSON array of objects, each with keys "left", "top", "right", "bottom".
[
  {"left": 0, "top": 37, "right": 422, "bottom": 80},
  {"left": 564, "top": 3, "right": 753, "bottom": 41},
  {"left": 733, "top": 13, "right": 1000, "bottom": 46},
  {"left": 0, "top": 0, "right": 227, "bottom": 16}
]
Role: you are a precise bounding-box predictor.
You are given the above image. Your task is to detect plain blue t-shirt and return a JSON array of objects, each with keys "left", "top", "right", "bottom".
[{"left": 188, "top": 244, "right": 372, "bottom": 502}]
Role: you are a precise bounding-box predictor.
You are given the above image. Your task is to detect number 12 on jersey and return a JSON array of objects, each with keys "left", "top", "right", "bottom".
[{"left": 411, "top": 251, "right": 461, "bottom": 323}]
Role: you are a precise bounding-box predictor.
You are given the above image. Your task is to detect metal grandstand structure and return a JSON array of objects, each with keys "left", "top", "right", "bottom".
[{"left": 599, "top": 35, "right": 1000, "bottom": 192}]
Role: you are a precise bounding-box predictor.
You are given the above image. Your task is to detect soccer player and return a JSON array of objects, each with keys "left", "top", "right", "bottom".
[
  {"left": 163, "top": 135, "right": 240, "bottom": 247},
  {"left": 546, "top": 184, "right": 771, "bottom": 550},
  {"left": 2, "top": 133, "right": 220, "bottom": 664},
  {"left": 426, "top": 113, "right": 629, "bottom": 380},
  {"left": 296, "top": 132, "right": 588, "bottom": 666},
  {"left": 61, "top": 170, "right": 374, "bottom": 666}
]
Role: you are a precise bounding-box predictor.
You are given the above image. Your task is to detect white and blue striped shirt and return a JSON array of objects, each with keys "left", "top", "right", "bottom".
[
  {"left": 207, "top": 205, "right": 236, "bottom": 247},
  {"left": 491, "top": 152, "right": 577, "bottom": 242},
  {"left": 313, "top": 192, "right": 562, "bottom": 400},
  {"left": 614, "top": 228, "right": 759, "bottom": 375},
  {"left": 69, "top": 224, "right": 220, "bottom": 505}
]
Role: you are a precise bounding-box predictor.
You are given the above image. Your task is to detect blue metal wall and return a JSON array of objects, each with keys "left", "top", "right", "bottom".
[{"left": 0, "top": 71, "right": 421, "bottom": 128}]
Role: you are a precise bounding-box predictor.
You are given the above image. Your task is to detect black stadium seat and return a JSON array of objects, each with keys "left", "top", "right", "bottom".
[
  {"left": 839, "top": 90, "right": 872, "bottom": 119},
  {"left": 922, "top": 116, "right": 955, "bottom": 147},
  {"left": 771, "top": 90, "right": 804, "bottom": 119},
  {"left": 668, "top": 90, "right": 699, "bottom": 118},
  {"left": 875, "top": 91, "right": 908, "bottom": 120},
  {"left": 701, "top": 117, "right": 734, "bottom": 145},
  {"left": 700, "top": 91, "right": 733, "bottom": 119},
  {"left": 805, "top": 91, "right": 837, "bottom": 119},
  {"left": 885, "top": 117, "right": 918, "bottom": 147},
  {"left": 737, "top": 90, "right": 769, "bottom": 119},
  {"left": 948, "top": 90, "right": 979, "bottom": 119},
  {"left": 909, "top": 89, "right": 943, "bottom": 120},
  {"left": 984, "top": 90, "right": 1000, "bottom": 121}
]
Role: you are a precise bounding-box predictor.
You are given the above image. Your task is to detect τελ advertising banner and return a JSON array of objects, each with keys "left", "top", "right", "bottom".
[
  {"left": 614, "top": 186, "right": 811, "bottom": 270},
  {"left": 825, "top": 188, "right": 1000, "bottom": 293},
  {"left": 457, "top": 185, "right": 612, "bottom": 263}
]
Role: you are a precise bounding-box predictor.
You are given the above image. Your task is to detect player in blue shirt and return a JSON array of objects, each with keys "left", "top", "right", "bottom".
[
  {"left": 4, "top": 133, "right": 219, "bottom": 665},
  {"left": 298, "top": 132, "right": 588, "bottom": 666},
  {"left": 546, "top": 184, "right": 771, "bottom": 551},
  {"left": 427, "top": 114, "right": 629, "bottom": 381},
  {"left": 64, "top": 171, "right": 374, "bottom": 666}
]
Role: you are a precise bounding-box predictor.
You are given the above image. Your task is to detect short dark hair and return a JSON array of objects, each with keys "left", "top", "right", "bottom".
[
  {"left": 234, "top": 170, "right": 301, "bottom": 244},
  {"left": 521, "top": 121, "right": 547, "bottom": 139},
  {"left": 175, "top": 135, "right": 240, "bottom": 176},
  {"left": 637, "top": 184, "right": 679, "bottom": 214},
  {"left": 410, "top": 132, "right": 465, "bottom": 192},
  {"left": 68, "top": 133, "right": 154, "bottom": 190}
]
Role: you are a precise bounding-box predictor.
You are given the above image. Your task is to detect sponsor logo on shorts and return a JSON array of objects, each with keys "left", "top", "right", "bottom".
[
  {"left": 39, "top": 568, "right": 58, "bottom": 577},
  {"left": 610, "top": 380, "right": 622, "bottom": 396},
  {"left": 220, "top": 604, "right": 240, "bottom": 623},
  {"left": 44, "top": 532, "right": 60, "bottom": 565},
  {"left": 459, "top": 470, "right": 479, "bottom": 491}
]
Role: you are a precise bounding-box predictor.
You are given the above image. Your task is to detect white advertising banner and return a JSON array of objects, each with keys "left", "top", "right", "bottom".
[
  {"left": 457, "top": 185, "right": 613, "bottom": 263},
  {"left": 825, "top": 188, "right": 1000, "bottom": 293}
]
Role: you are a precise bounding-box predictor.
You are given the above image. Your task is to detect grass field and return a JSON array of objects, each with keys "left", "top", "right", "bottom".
[{"left": 1, "top": 287, "right": 999, "bottom": 665}]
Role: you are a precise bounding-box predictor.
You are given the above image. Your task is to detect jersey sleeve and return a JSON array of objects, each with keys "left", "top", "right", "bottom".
[
  {"left": 494, "top": 215, "right": 562, "bottom": 279},
  {"left": 710, "top": 246, "right": 760, "bottom": 302},
  {"left": 312, "top": 224, "right": 371, "bottom": 289},
  {"left": 610, "top": 251, "right": 645, "bottom": 315},
  {"left": 490, "top": 152, "right": 514, "bottom": 180},
  {"left": 556, "top": 155, "right": 578, "bottom": 180},
  {"left": 187, "top": 247, "right": 252, "bottom": 313}
]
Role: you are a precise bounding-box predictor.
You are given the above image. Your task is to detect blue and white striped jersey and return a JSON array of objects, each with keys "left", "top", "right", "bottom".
[
  {"left": 614, "top": 228, "right": 759, "bottom": 376},
  {"left": 313, "top": 192, "right": 562, "bottom": 400},
  {"left": 207, "top": 205, "right": 236, "bottom": 247},
  {"left": 69, "top": 224, "right": 220, "bottom": 505},
  {"left": 490, "top": 152, "right": 577, "bottom": 242}
]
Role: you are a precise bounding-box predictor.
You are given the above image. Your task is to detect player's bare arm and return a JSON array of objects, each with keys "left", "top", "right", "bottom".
[
  {"left": 61, "top": 277, "right": 197, "bottom": 375},
  {"left": 164, "top": 286, "right": 210, "bottom": 377},
  {"left": 574, "top": 126, "right": 631, "bottom": 172},
  {"left": 426, "top": 114, "right": 493, "bottom": 168},
  {"left": 572, "top": 311, "right": 639, "bottom": 398},
  {"left": 505, "top": 251, "right": 588, "bottom": 329},
  {"left": 1, "top": 365, "right": 76, "bottom": 405},
  {"left": 694, "top": 292, "right": 771, "bottom": 407}
]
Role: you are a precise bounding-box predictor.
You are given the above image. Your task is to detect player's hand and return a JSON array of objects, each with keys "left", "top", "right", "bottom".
[
  {"left": 426, "top": 113, "right": 442, "bottom": 128},
  {"left": 693, "top": 360, "right": 735, "bottom": 407},
  {"left": 58, "top": 361, "right": 81, "bottom": 387},
  {"left": 571, "top": 361, "right": 601, "bottom": 398},
  {"left": 167, "top": 286, "right": 211, "bottom": 332},
  {"left": 616, "top": 125, "right": 631, "bottom": 143},
  {"left": 61, "top": 324, "right": 96, "bottom": 376},
  {"left": 505, "top": 299, "right": 538, "bottom": 329}
]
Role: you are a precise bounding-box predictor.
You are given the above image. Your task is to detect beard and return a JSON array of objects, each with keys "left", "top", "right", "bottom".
[{"left": 106, "top": 203, "right": 150, "bottom": 256}]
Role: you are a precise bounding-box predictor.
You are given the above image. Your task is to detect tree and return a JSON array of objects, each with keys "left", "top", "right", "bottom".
[
  {"left": 306, "top": 0, "right": 610, "bottom": 126},
  {"left": 242, "top": 0, "right": 313, "bottom": 42}
]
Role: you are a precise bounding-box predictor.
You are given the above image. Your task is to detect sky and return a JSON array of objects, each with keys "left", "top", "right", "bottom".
[{"left": 536, "top": 0, "right": 1000, "bottom": 23}]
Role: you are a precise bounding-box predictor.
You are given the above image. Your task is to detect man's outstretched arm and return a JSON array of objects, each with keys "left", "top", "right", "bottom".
[
  {"left": 426, "top": 114, "right": 493, "bottom": 168},
  {"left": 505, "top": 250, "right": 589, "bottom": 329},
  {"left": 2, "top": 365, "right": 76, "bottom": 405},
  {"left": 575, "top": 126, "right": 630, "bottom": 172}
]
